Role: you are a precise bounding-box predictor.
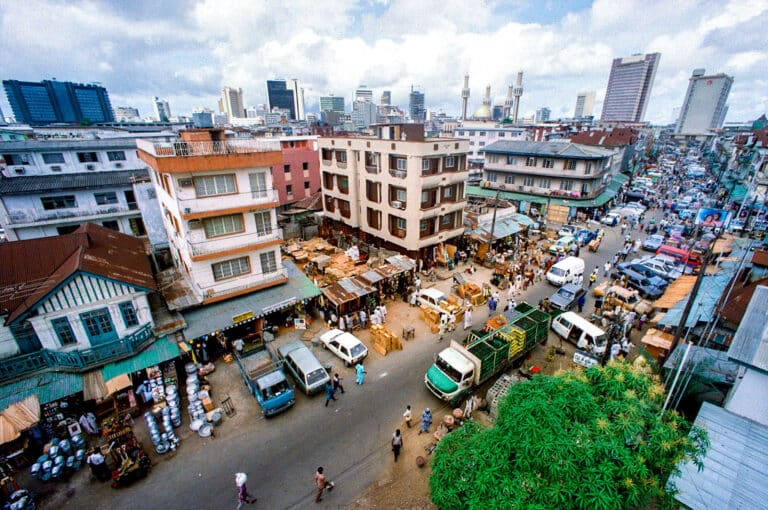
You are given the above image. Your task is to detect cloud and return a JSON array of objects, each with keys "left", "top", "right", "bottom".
[{"left": 0, "top": 0, "right": 765, "bottom": 123}]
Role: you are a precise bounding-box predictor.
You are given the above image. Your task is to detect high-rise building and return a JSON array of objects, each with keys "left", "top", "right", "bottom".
[
  {"left": 319, "top": 95, "right": 345, "bottom": 114},
  {"left": 675, "top": 69, "right": 733, "bottom": 136},
  {"left": 600, "top": 53, "right": 660, "bottom": 122},
  {"left": 408, "top": 86, "right": 425, "bottom": 122},
  {"left": 266, "top": 79, "right": 304, "bottom": 121},
  {"left": 3, "top": 79, "right": 115, "bottom": 125},
  {"left": 219, "top": 87, "right": 245, "bottom": 120},
  {"left": 574, "top": 91, "right": 595, "bottom": 118},
  {"left": 115, "top": 106, "right": 141, "bottom": 122},
  {"left": 380, "top": 91, "right": 391, "bottom": 106},
  {"left": 355, "top": 86, "right": 373, "bottom": 103},
  {"left": 153, "top": 97, "right": 171, "bottom": 122},
  {"left": 535, "top": 107, "right": 551, "bottom": 123},
  {"left": 352, "top": 100, "right": 377, "bottom": 128}
]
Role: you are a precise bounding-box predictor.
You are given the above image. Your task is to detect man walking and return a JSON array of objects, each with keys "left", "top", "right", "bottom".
[
  {"left": 235, "top": 472, "right": 256, "bottom": 508},
  {"left": 403, "top": 405, "right": 412, "bottom": 428},
  {"left": 333, "top": 373, "right": 345, "bottom": 394},
  {"left": 324, "top": 381, "right": 336, "bottom": 407},
  {"left": 588, "top": 270, "right": 597, "bottom": 288},
  {"left": 355, "top": 362, "right": 366, "bottom": 385},
  {"left": 314, "top": 466, "right": 334, "bottom": 503},
  {"left": 418, "top": 407, "right": 433, "bottom": 435},
  {"left": 391, "top": 429, "right": 403, "bottom": 462},
  {"left": 604, "top": 261, "right": 611, "bottom": 277},
  {"left": 577, "top": 293, "right": 586, "bottom": 313}
]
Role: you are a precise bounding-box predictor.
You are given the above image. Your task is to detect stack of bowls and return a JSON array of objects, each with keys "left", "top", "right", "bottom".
[
  {"left": 166, "top": 385, "right": 182, "bottom": 427},
  {"left": 40, "top": 460, "right": 52, "bottom": 482},
  {"left": 160, "top": 407, "right": 180, "bottom": 451},
  {"left": 186, "top": 371, "right": 205, "bottom": 423},
  {"left": 73, "top": 449, "right": 85, "bottom": 470},
  {"left": 144, "top": 412, "right": 163, "bottom": 451},
  {"left": 71, "top": 433, "right": 85, "bottom": 450}
]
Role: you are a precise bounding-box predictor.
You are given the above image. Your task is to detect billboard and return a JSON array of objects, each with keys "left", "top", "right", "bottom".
[{"left": 695, "top": 208, "right": 729, "bottom": 228}]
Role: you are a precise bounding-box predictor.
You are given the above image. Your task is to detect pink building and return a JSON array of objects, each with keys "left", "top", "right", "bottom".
[{"left": 271, "top": 136, "right": 320, "bottom": 208}]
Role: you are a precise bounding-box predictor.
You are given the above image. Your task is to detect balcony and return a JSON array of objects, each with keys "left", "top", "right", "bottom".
[
  {"left": 200, "top": 268, "right": 289, "bottom": 303},
  {"left": 0, "top": 324, "right": 153, "bottom": 384},
  {"left": 187, "top": 229, "right": 283, "bottom": 260},
  {"left": 365, "top": 164, "right": 381, "bottom": 174},
  {"left": 6, "top": 205, "right": 137, "bottom": 227},
  {"left": 178, "top": 189, "right": 278, "bottom": 219},
  {"left": 136, "top": 139, "right": 281, "bottom": 158},
  {"left": 389, "top": 169, "right": 408, "bottom": 179}
]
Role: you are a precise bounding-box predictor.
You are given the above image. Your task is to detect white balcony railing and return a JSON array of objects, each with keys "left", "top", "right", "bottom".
[
  {"left": 186, "top": 228, "right": 283, "bottom": 257},
  {"left": 199, "top": 268, "right": 289, "bottom": 300},
  {"left": 6, "top": 205, "right": 135, "bottom": 225},
  {"left": 137, "top": 138, "right": 281, "bottom": 158},
  {"left": 178, "top": 189, "right": 278, "bottom": 216}
]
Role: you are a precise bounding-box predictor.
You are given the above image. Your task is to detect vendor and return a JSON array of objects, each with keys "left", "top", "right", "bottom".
[
  {"left": 87, "top": 448, "right": 111, "bottom": 482},
  {"left": 136, "top": 380, "right": 153, "bottom": 404}
]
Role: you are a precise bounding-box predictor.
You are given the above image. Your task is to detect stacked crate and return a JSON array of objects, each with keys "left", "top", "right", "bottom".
[
  {"left": 486, "top": 374, "right": 522, "bottom": 422},
  {"left": 370, "top": 325, "right": 403, "bottom": 355}
]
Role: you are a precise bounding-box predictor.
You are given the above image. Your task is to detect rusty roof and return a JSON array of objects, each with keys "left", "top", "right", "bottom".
[
  {"left": 322, "top": 275, "right": 375, "bottom": 306},
  {"left": 719, "top": 276, "right": 768, "bottom": 325},
  {"left": 752, "top": 249, "right": 768, "bottom": 268},
  {"left": 571, "top": 128, "right": 638, "bottom": 148},
  {"left": 0, "top": 223, "right": 155, "bottom": 325}
]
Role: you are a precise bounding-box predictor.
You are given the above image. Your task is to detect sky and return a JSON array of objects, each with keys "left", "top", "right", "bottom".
[{"left": 1, "top": 0, "right": 766, "bottom": 125}]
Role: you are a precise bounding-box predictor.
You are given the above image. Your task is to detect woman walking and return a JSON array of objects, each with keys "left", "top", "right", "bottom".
[
  {"left": 355, "top": 362, "right": 367, "bottom": 385},
  {"left": 235, "top": 472, "right": 256, "bottom": 509},
  {"left": 392, "top": 429, "right": 403, "bottom": 462},
  {"left": 418, "top": 407, "right": 433, "bottom": 435}
]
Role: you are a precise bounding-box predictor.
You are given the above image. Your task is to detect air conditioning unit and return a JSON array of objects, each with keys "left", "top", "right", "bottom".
[
  {"left": 178, "top": 179, "right": 193, "bottom": 188},
  {"left": 391, "top": 201, "right": 403, "bottom": 209},
  {"left": 184, "top": 207, "right": 191, "bottom": 214},
  {"left": 188, "top": 220, "right": 202, "bottom": 229},
  {"left": 85, "top": 164, "right": 95, "bottom": 170},
  {"left": 114, "top": 162, "right": 123, "bottom": 169},
  {"left": 50, "top": 165, "right": 62, "bottom": 172},
  {"left": 499, "top": 184, "right": 506, "bottom": 190},
  {"left": 14, "top": 167, "right": 25, "bottom": 175}
]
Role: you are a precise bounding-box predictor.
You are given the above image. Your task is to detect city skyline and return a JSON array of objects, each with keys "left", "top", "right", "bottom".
[{"left": 1, "top": 0, "right": 766, "bottom": 124}]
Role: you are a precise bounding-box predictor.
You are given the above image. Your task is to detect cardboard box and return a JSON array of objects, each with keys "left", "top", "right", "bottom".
[{"left": 202, "top": 397, "right": 215, "bottom": 412}]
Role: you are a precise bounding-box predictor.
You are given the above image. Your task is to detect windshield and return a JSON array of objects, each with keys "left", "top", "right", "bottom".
[
  {"left": 557, "top": 288, "right": 574, "bottom": 299},
  {"left": 436, "top": 355, "right": 463, "bottom": 383},
  {"left": 549, "top": 267, "right": 565, "bottom": 276},
  {"left": 306, "top": 368, "right": 328, "bottom": 386},
  {"left": 593, "top": 334, "right": 607, "bottom": 348},
  {"left": 350, "top": 344, "right": 366, "bottom": 357},
  {"left": 262, "top": 380, "right": 291, "bottom": 400}
]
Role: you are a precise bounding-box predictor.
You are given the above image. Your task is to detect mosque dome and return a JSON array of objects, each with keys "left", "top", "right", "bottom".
[{"left": 472, "top": 104, "right": 492, "bottom": 120}]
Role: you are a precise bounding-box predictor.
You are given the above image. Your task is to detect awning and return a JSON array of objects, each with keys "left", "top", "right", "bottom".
[
  {"left": 105, "top": 374, "right": 132, "bottom": 395},
  {"left": 181, "top": 261, "right": 321, "bottom": 341},
  {"left": 656, "top": 272, "right": 733, "bottom": 328},
  {"left": 101, "top": 336, "right": 180, "bottom": 381},
  {"left": 0, "top": 372, "right": 83, "bottom": 411},
  {"left": 83, "top": 370, "right": 109, "bottom": 401},
  {"left": 0, "top": 395, "right": 40, "bottom": 444}
]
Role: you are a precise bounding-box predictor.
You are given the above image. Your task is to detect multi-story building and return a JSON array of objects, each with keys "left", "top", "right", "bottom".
[
  {"left": 600, "top": 53, "right": 660, "bottom": 122},
  {"left": 154, "top": 97, "right": 172, "bottom": 121},
  {"left": 192, "top": 109, "right": 215, "bottom": 128},
  {"left": 270, "top": 135, "right": 320, "bottom": 207},
  {"left": 319, "top": 95, "right": 345, "bottom": 114},
  {"left": 115, "top": 106, "right": 141, "bottom": 122},
  {"left": 137, "top": 129, "right": 287, "bottom": 305},
  {"left": 352, "top": 100, "right": 377, "bottom": 129},
  {"left": 570, "top": 127, "right": 638, "bottom": 173},
  {"left": 355, "top": 86, "right": 373, "bottom": 103},
  {"left": 266, "top": 79, "right": 305, "bottom": 121},
  {"left": 320, "top": 124, "right": 468, "bottom": 259},
  {"left": 219, "top": 87, "right": 245, "bottom": 120},
  {"left": 574, "top": 91, "right": 595, "bottom": 118},
  {"left": 675, "top": 69, "right": 733, "bottom": 139},
  {"left": 535, "top": 107, "right": 551, "bottom": 123},
  {"left": 380, "top": 91, "right": 391, "bottom": 106},
  {"left": 0, "top": 137, "right": 170, "bottom": 240},
  {"left": 409, "top": 87, "right": 425, "bottom": 122},
  {"left": 453, "top": 123, "right": 528, "bottom": 183},
  {"left": 3, "top": 79, "right": 115, "bottom": 125}
]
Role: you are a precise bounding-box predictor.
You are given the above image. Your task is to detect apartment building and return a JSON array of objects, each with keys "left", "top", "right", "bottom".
[
  {"left": 320, "top": 124, "right": 469, "bottom": 259},
  {"left": 453, "top": 123, "right": 528, "bottom": 183},
  {"left": 271, "top": 135, "right": 320, "bottom": 207},
  {"left": 137, "top": 129, "right": 287, "bottom": 306},
  {"left": 0, "top": 137, "right": 169, "bottom": 240}
]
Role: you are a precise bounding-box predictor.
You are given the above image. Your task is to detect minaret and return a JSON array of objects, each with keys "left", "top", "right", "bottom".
[
  {"left": 483, "top": 85, "right": 491, "bottom": 107},
  {"left": 461, "top": 74, "right": 470, "bottom": 121},
  {"left": 512, "top": 71, "right": 524, "bottom": 124},
  {"left": 503, "top": 85, "right": 514, "bottom": 119}
]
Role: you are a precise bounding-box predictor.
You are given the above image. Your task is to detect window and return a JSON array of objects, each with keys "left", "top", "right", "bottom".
[
  {"left": 396, "top": 217, "right": 406, "bottom": 230},
  {"left": 479, "top": 131, "right": 486, "bottom": 136},
  {"left": 458, "top": 131, "right": 465, "bottom": 136},
  {"left": 254, "top": 211, "right": 273, "bottom": 236},
  {"left": 479, "top": 141, "right": 485, "bottom": 146},
  {"left": 443, "top": 186, "right": 453, "bottom": 198},
  {"left": 260, "top": 251, "right": 277, "bottom": 274},
  {"left": 284, "top": 164, "right": 291, "bottom": 173},
  {"left": 80, "top": 309, "right": 115, "bottom": 341},
  {"left": 487, "top": 172, "right": 497, "bottom": 182},
  {"left": 2, "top": 153, "right": 31, "bottom": 165},
  {"left": 566, "top": 160, "right": 577, "bottom": 170},
  {"left": 526, "top": 157, "right": 537, "bottom": 167},
  {"left": 585, "top": 162, "right": 593, "bottom": 175},
  {"left": 76, "top": 152, "right": 98, "bottom": 163},
  {"left": 52, "top": 317, "right": 76, "bottom": 345},
  {"left": 101, "top": 220, "right": 119, "bottom": 231},
  {"left": 542, "top": 159, "right": 554, "bottom": 168},
  {"left": 445, "top": 156, "right": 456, "bottom": 168},
  {"left": 286, "top": 185, "right": 293, "bottom": 195},
  {"left": 302, "top": 162, "right": 309, "bottom": 170},
  {"left": 539, "top": 178, "right": 551, "bottom": 189},
  {"left": 523, "top": 177, "right": 535, "bottom": 187},
  {"left": 441, "top": 214, "right": 453, "bottom": 227},
  {"left": 365, "top": 180, "right": 380, "bottom": 203},
  {"left": 469, "top": 141, "right": 475, "bottom": 146},
  {"left": 322, "top": 173, "right": 334, "bottom": 190},
  {"left": 57, "top": 225, "right": 80, "bottom": 235},
  {"left": 560, "top": 180, "right": 573, "bottom": 191},
  {"left": 195, "top": 174, "right": 236, "bottom": 197},
  {"left": 204, "top": 214, "right": 244, "bottom": 238},
  {"left": 396, "top": 158, "right": 407, "bottom": 171},
  {"left": 41, "top": 195, "right": 76, "bottom": 210},
  {"left": 506, "top": 156, "right": 517, "bottom": 165},
  {"left": 422, "top": 160, "right": 430, "bottom": 171},
  {"left": 504, "top": 175, "right": 515, "bottom": 184},
  {"left": 581, "top": 182, "right": 590, "bottom": 194},
  {"left": 42, "top": 153, "right": 65, "bottom": 164},
  {"left": 394, "top": 188, "right": 406, "bottom": 201},
  {"left": 212, "top": 257, "right": 250, "bottom": 281},
  {"left": 119, "top": 302, "right": 139, "bottom": 328},
  {"left": 420, "top": 219, "right": 430, "bottom": 233},
  {"left": 107, "top": 151, "right": 126, "bottom": 162},
  {"left": 94, "top": 192, "right": 118, "bottom": 205},
  {"left": 304, "top": 181, "right": 310, "bottom": 190},
  {"left": 498, "top": 132, "right": 506, "bottom": 138},
  {"left": 367, "top": 208, "right": 381, "bottom": 229},
  {"left": 335, "top": 151, "right": 347, "bottom": 163}
]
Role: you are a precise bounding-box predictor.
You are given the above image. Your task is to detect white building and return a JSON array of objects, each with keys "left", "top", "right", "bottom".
[
  {"left": 453, "top": 122, "right": 528, "bottom": 183},
  {"left": 115, "top": 106, "right": 141, "bottom": 122},
  {"left": 675, "top": 69, "right": 733, "bottom": 139},
  {"left": 154, "top": 97, "right": 171, "bottom": 121},
  {"left": 574, "top": 92, "right": 595, "bottom": 118},
  {"left": 220, "top": 87, "right": 245, "bottom": 120}
]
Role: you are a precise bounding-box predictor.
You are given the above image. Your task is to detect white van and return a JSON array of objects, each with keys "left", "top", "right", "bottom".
[
  {"left": 551, "top": 312, "right": 607, "bottom": 355},
  {"left": 546, "top": 257, "right": 585, "bottom": 286}
]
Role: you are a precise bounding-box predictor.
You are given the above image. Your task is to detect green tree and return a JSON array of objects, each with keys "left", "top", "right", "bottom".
[{"left": 430, "top": 362, "right": 708, "bottom": 510}]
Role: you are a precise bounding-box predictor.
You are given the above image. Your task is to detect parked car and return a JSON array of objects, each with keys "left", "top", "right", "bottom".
[
  {"left": 592, "top": 283, "right": 654, "bottom": 315},
  {"left": 611, "top": 266, "right": 666, "bottom": 299},
  {"left": 319, "top": 329, "right": 368, "bottom": 367},
  {"left": 601, "top": 212, "right": 621, "bottom": 226},
  {"left": 548, "top": 283, "right": 586, "bottom": 312},
  {"left": 558, "top": 225, "right": 578, "bottom": 237},
  {"left": 625, "top": 189, "right": 649, "bottom": 205},
  {"left": 642, "top": 234, "right": 665, "bottom": 252},
  {"left": 625, "top": 202, "right": 646, "bottom": 212},
  {"left": 548, "top": 235, "right": 578, "bottom": 255},
  {"left": 630, "top": 256, "right": 684, "bottom": 281},
  {"left": 575, "top": 229, "right": 596, "bottom": 246}
]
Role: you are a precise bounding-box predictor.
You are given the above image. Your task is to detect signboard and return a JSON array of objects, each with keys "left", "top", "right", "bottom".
[
  {"left": 232, "top": 311, "right": 254, "bottom": 324},
  {"left": 573, "top": 350, "right": 600, "bottom": 368},
  {"left": 294, "top": 318, "right": 307, "bottom": 330},
  {"left": 695, "top": 208, "right": 729, "bottom": 228}
]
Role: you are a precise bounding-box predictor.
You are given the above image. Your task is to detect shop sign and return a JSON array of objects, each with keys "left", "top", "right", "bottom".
[
  {"left": 232, "top": 311, "right": 254, "bottom": 324},
  {"left": 294, "top": 318, "right": 307, "bottom": 330}
]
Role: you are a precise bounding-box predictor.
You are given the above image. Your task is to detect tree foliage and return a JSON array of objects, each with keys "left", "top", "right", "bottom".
[{"left": 430, "top": 362, "right": 708, "bottom": 510}]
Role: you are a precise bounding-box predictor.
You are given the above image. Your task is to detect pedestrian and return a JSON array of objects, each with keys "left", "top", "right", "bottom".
[
  {"left": 604, "top": 261, "right": 611, "bottom": 277},
  {"left": 324, "top": 381, "right": 336, "bottom": 407},
  {"left": 359, "top": 309, "right": 367, "bottom": 329},
  {"left": 403, "top": 405, "right": 412, "bottom": 428},
  {"left": 588, "top": 271, "right": 596, "bottom": 288},
  {"left": 506, "top": 283, "right": 514, "bottom": 300},
  {"left": 410, "top": 291, "right": 417, "bottom": 307},
  {"left": 418, "top": 407, "right": 433, "bottom": 435},
  {"left": 338, "top": 315, "right": 346, "bottom": 332},
  {"left": 86, "top": 448, "right": 111, "bottom": 482},
  {"left": 380, "top": 303, "right": 388, "bottom": 323},
  {"left": 438, "top": 317, "right": 446, "bottom": 342},
  {"left": 610, "top": 342, "right": 621, "bottom": 361},
  {"left": 488, "top": 297, "right": 497, "bottom": 313},
  {"left": 491, "top": 290, "right": 500, "bottom": 302},
  {"left": 464, "top": 306, "right": 473, "bottom": 330},
  {"left": 333, "top": 373, "right": 345, "bottom": 394},
  {"left": 235, "top": 472, "right": 256, "bottom": 509},
  {"left": 639, "top": 312, "right": 648, "bottom": 329},
  {"left": 355, "top": 362, "right": 367, "bottom": 385},
  {"left": 314, "top": 466, "right": 334, "bottom": 503},
  {"left": 392, "top": 429, "right": 403, "bottom": 462},
  {"left": 577, "top": 274, "right": 584, "bottom": 287},
  {"left": 577, "top": 293, "right": 586, "bottom": 313},
  {"left": 414, "top": 276, "right": 421, "bottom": 292}
]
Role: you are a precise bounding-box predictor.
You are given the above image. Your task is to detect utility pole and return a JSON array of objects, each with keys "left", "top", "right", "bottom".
[{"left": 487, "top": 190, "right": 501, "bottom": 250}]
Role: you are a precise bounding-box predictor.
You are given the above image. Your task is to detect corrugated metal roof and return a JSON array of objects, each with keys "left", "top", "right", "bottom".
[
  {"left": 727, "top": 286, "right": 768, "bottom": 372},
  {"left": 0, "top": 372, "right": 82, "bottom": 410},
  {"left": 672, "top": 402, "right": 768, "bottom": 510},
  {"left": 657, "top": 272, "right": 732, "bottom": 328},
  {"left": 323, "top": 276, "right": 375, "bottom": 306},
  {"left": 481, "top": 140, "right": 617, "bottom": 159},
  {"left": 0, "top": 169, "right": 149, "bottom": 194},
  {"left": 101, "top": 336, "right": 180, "bottom": 381},
  {"left": 663, "top": 345, "right": 738, "bottom": 384}
]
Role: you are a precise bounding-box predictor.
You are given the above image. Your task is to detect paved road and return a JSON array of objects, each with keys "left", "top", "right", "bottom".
[{"left": 62, "top": 221, "right": 635, "bottom": 510}]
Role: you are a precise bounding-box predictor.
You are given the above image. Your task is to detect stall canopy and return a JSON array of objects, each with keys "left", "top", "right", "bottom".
[
  {"left": 101, "top": 336, "right": 180, "bottom": 381},
  {"left": 83, "top": 370, "right": 109, "bottom": 401},
  {"left": 182, "top": 260, "right": 321, "bottom": 341},
  {"left": 656, "top": 272, "right": 732, "bottom": 328},
  {"left": 323, "top": 275, "right": 376, "bottom": 307},
  {"left": 0, "top": 395, "right": 40, "bottom": 445},
  {"left": 0, "top": 372, "right": 82, "bottom": 411}
]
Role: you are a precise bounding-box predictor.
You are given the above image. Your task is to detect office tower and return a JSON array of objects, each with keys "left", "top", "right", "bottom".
[
  {"left": 266, "top": 79, "right": 304, "bottom": 120},
  {"left": 512, "top": 71, "right": 524, "bottom": 124},
  {"left": 114, "top": 106, "right": 141, "bottom": 122},
  {"left": 380, "top": 91, "right": 391, "bottom": 106},
  {"left": 574, "top": 91, "right": 595, "bottom": 118},
  {"left": 352, "top": 100, "right": 377, "bottom": 128},
  {"left": 675, "top": 69, "right": 734, "bottom": 135},
  {"left": 153, "top": 97, "right": 171, "bottom": 121},
  {"left": 3, "top": 79, "right": 115, "bottom": 125},
  {"left": 408, "top": 86, "right": 425, "bottom": 122},
  {"left": 0, "top": 105, "right": 4, "bottom": 124},
  {"left": 355, "top": 86, "right": 373, "bottom": 103},
  {"left": 319, "top": 95, "right": 345, "bottom": 114},
  {"left": 220, "top": 87, "right": 245, "bottom": 120},
  {"left": 535, "top": 107, "right": 551, "bottom": 123},
  {"left": 600, "top": 53, "right": 660, "bottom": 122}
]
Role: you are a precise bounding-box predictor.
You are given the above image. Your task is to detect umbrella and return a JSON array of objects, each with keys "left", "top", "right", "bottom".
[{"left": 0, "top": 395, "right": 40, "bottom": 445}]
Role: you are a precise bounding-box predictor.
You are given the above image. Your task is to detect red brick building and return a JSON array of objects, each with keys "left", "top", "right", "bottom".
[{"left": 271, "top": 136, "right": 321, "bottom": 208}]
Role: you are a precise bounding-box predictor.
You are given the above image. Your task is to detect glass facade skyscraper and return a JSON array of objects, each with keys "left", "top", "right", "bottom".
[
  {"left": 3, "top": 79, "right": 114, "bottom": 125},
  {"left": 600, "top": 53, "right": 660, "bottom": 122},
  {"left": 408, "top": 87, "right": 425, "bottom": 122},
  {"left": 267, "top": 80, "right": 302, "bottom": 120}
]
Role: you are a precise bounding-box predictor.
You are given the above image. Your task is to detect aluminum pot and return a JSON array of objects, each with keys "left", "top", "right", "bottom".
[
  {"left": 189, "top": 419, "right": 204, "bottom": 432},
  {"left": 54, "top": 455, "right": 65, "bottom": 466},
  {"left": 30, "top": 463, "right": 40, "bottom": 476},
  {"left": 41, "top": 460, "right": 53, "bottom": 472},
  {"left": 59, "top": 439, "right": 71, "bottom": 453},
  {"left": 185, "top": 362, "right": 197, "bottom": 374},
  {"left": 197, "top": 423, "right": 212, "bottom": 437},
  {"left": 48, "top": 446, "right": 59, "bottom": 458}
]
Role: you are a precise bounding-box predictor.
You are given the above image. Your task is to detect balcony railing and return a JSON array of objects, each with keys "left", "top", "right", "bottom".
[
  {"left": 187, "top": 229, "right": 283, "bottom": 257},
  {"left": 137, "top": 139, "right": 281, "bottom": 158},
  {"left": 6, "top": 205, "right": 135, "bottom": 225},
  {"left": 178, "top": 189, "right": 278, "bottom": 216},
  {"left": 0, "top": 324, "right": 153, "bottom": 384},
  {"left": 389, "top": 169, "right": 408, "bottom": 179},
  {"left": 200, "top": 268, "right": 288, "bottom": 300}
]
